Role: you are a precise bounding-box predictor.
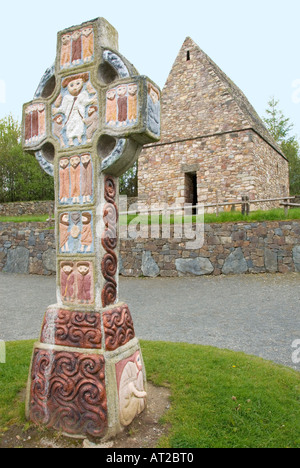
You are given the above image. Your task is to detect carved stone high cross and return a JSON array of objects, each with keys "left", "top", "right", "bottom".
[{"left": 22, "top": 17, "right": 161, "bottom": 440}]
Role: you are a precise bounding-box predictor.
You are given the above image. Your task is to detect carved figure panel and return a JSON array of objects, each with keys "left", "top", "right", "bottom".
[
  {"left": 106, "top": 83, "right": 138, "bottom": 127},
  {"left": 60, "top": 25, "right": 94, "bottom": 69},
  {"left": 59, "top": 210, "right": 94, "bottom": 254},
  {"left": 24, "top": 103, "right": 46, "bottom": 146},
  {"left": 60, "top": 260, "right": 94, "bottom": 306},
  {"left": 116, "top": 351, "right": 147, "bottom": 427},
  {"left": 52, "top": 73, "right": 98, "bottom": 148},
  {"left": 147, "top": 82, "right": 161, "bottom": 136},
  {"left": 59, "top": 153, "right": 93, "bottom": 205}
]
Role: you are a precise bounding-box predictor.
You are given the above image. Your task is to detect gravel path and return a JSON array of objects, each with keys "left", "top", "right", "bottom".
[{"left": 0, "top": 272, "right": 299, "bottom": 370}]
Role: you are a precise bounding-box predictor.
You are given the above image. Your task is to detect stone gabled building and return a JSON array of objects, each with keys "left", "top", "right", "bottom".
[{"left": 138, "top": 37, "right": 289, "bottom": 210}]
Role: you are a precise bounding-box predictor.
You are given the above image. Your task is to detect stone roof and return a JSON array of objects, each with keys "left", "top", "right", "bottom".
[{"left": 160, "top": 37, "right": 286, "bottom": 159}]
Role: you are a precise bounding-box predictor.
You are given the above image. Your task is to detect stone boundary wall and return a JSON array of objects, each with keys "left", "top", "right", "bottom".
[
  {"left": 0, "top": 201, "right": 54, "bottom": 217},
  {"left": 0, "top": 220, "right": 300, "bottom": 277},
  {"left": 0, "top": 199, "right": 137, "bottom": 217},
  {"left": 0, "top": 223, "right": 56, "bottom": 275}
]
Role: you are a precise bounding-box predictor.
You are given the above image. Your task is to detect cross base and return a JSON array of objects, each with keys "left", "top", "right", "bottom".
[{"left": 25, "top": 304, "right": 147, "bottom": 439}]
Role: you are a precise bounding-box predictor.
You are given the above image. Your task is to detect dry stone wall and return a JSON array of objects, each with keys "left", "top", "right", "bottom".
[
  {"left": 0, "top": 222, "right": 56, "bottom": 275},
  {"left": 120, "top": 221, "right": 300, "bottom": 277},
  {"left": 0, "top": 201, "right": 54, "bottom": 217},
  {"left": 1, "top": 220, "right": 299, "bottom": 277}
]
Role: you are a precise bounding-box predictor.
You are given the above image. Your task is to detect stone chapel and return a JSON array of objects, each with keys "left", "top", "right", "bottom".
[{"left": 137, "top": 37, "right": 289, "bottom": 210}]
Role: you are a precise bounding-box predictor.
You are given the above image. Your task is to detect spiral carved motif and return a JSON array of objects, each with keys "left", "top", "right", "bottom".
[
  {"left": 102, "top": 176, "right": 118, "bottom": 307},
  {"left": 103, "top": 305, "right": 135, "bottom": 351},
  {"left": 41, "top": 309, "right": 102, "bottom": 349},
  {"left": 30, "top": 349, "right": 107, "bottom": 437}
]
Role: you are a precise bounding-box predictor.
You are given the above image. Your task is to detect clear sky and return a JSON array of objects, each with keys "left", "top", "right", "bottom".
[{"left": 1, "top": 0, "right": 300, "bottom": 138}]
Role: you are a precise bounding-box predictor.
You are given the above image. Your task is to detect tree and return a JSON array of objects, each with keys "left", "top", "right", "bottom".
[
  {"left": 0, "top": 115, "right": 54, "bottom": 202},
  {"left": 263, "top": 97, "right": 293, "bottom": 143},
  {"left": 119, "top": 161, "right": 138, "bottom": 197},
  {"left": 263, "top": 98, "right": 300, "bottom": 195},
  {"left": 282, "top": 139, "right": 300, "bottom": 195}
]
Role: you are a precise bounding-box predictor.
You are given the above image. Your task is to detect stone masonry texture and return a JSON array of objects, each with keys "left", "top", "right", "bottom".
[
  {"left": 0, "top": 201, "right": 54, "bottom": 217},
  {"left": 1, "top": 220, "right": 300, "bottom": 277},
  {"left": 138, "top": 38, "right": 289, "bottom": 208},
  {"left": 0, "top": 222, "right": 56, "bottom": 275}
]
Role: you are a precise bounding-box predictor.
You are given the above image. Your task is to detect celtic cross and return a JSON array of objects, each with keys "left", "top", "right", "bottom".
[{"left": 22, "top": 17, "right": 161, "bottom": 439}]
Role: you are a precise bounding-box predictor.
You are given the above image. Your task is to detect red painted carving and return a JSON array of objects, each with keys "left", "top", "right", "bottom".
[
  {"left": 103, "top": 304, "right": 135, "bottom": 351},
  {"left": 102, "top": 176, "right": 118, "bottom": 307},
  {"left": 30, "top": 349, "right": 107, "bottom": 437},
  {"left": 41, "top": 309, "right": 102, "bottom": 349}
]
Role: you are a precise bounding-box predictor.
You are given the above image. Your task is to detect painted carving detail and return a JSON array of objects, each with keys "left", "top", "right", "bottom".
[
  {"left": 103, "top": 51, "right": 130, "bottom": 78},
  {"left": 52, "top": 73, "right": 98, "bottom": 148},
  {"left": 106, "top": 83, "right": 138, "bottom": 127},
  {"left": 35, "top": 151, "right": 54, "bottom": 177},
  {"left": 34, "top": 65, "right": 55, "bottom": 99},
  {"left": 24, "top": 103, "right": 46, "bottom": 145},
  {"left": 60, "top": 261, "right": 94, "bottom": 305},
  {"left": 59, "top": 153, "right": 93, "bottom": 205},
  {"left": 101, "top": 176, "right": 118, "bottom": 307},
  {"left": 61, "top": 25, "right": 94, "bottom": 69},
  {"left": 103, "top": 304, "right": 135, "bottom": 351},
  {"left": 147, "top": 82, "right": 160, "bottom": 136},
  {"left": 30, "top": 349, "right": 107, "bottom": 437},
  {"left": 41, "top": 309, "right": 102, "bottom": 349},
  {"left": 116, "top": 351, "right": 147, "bottom": 427},
  {"left": 59, "top": 210, "right": 93, "bottom": 254}
]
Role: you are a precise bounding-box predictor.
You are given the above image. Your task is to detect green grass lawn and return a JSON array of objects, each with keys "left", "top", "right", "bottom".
[
  {"left": 0, "top": 340, "right": 299, "bottom": 448},
  {"left": 123, "top": 208, "right": 300, "bottom": 225},
  {"left": 203, "top": 207, "right": 300, "bottom": 224},
  {"left": 1, "top": 208, "right": 300, "bottom": 225},
  {"left": 0, "top": 215, "right": 49, "bottom": 223}
]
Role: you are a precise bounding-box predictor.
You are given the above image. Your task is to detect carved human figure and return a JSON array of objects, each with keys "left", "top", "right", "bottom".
[
  {"left": 82, "top": 26, "right": 94, "bottom": 63},
  {"left": 117, "top": 351, "right": 147, "bottom": 427},
  {"left": 147, "top": 83, "right": 160, "bottom": 135},
  {"left": 52, "top": 73, "right": 97, "bottom": 147},
  {"left": 71, "top": 30, "right": 82, "bottom": 65},
  {"left": 31, "top": 105, "right": 39, "bottom": 142},
  {"left": 70, "top": 155, "right": 81, "bottom": 204},
  {"left": 77, "top": 262, "right": 92, "bottom": 304},
  {"left": 52, "top": 115, "right": 65, "bottom": 148},
  {"left": 106, "top": 89, "right": 117, "bottom": 125},
  {"left": 37, "top": 104, "right": 46, "bottom": 137},
  {"left": 117, "top": 85, "right": 128, "bottom": 125},
  {"left": 25, "top": 107, "right": 32, "bottom": 144},
  {"left": 59, "top": 158, "right": 70, "bottom": 203},
  {"left": 59, "top": 213, "right": 70, "bottom": 253},
  {"left": 80, "top": 212, "right": 93, "bottom": 252},
  {"left": 70, "top": 212, "right": 81, "bottom": 244},
  {"left": 128, "top": 84, "right": 138, "bottom": 123},
  {"left": 61, "top": 262, "right": 75, "bottom": 302},
  {"left": 61, "top": 33, "right": 71, "bottom": 68},
  {"left": 84, "top": 105, "right": 98, "bottom": 142},
  {"left": 81, "top": 153, "right": 93, "bottom": 203}
]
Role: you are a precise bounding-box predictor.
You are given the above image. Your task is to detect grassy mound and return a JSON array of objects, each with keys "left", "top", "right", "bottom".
[{"left": 0, "top": 340, "right": 299, "bottom": 448}]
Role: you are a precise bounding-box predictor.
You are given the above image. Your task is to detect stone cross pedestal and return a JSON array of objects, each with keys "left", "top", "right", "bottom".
[{"left": 22, "top": 17, "right": 161, "bottom": 439}]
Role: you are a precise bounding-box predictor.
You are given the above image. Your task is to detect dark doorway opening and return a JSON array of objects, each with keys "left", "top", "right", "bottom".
[{"left": 185, "top": 172, "right": 198, "bottom": 215}]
